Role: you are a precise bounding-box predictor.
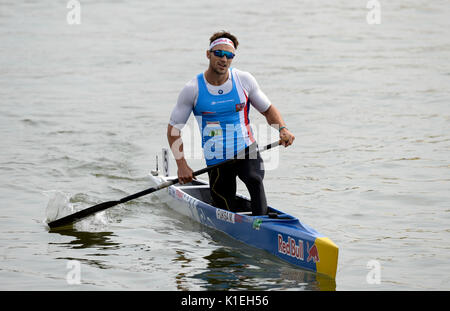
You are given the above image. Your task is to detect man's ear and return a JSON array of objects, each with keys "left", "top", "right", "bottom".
[{"left": 206, "top": 50, "right": 211, "bottom": 60}]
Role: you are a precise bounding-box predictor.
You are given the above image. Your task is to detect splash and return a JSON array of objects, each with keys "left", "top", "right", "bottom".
[
  {"left": 43, "top": 190, "right": 109, "bottom": 230},
  {"left": 43, "top": 190, "right": 74, "bottom": 223}
]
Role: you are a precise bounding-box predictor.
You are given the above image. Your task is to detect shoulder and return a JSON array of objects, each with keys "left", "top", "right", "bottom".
[
  {"left": 233, "top": 68, "right": 256, "bottom": 82},
  {"left": 178, "top": 76, "right": 199, "bottom": 100},
  {"left": 232, "top": 68, "right": 259, "bottom": 92},
  {"left": 182, "top": 76, "right": 199, "bottom": 93}
]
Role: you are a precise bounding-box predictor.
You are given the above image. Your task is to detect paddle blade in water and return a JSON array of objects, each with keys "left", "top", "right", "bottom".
[
  {"left": 46, "top": 200, "right": 119, "bottom": 229},
  {"left": 43, "top": 190, "right": 74, "bottom": 224}
]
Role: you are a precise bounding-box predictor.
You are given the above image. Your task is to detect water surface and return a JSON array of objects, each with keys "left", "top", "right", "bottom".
[{"left": 0, "top": 0, "right": 449, "bottom": 290}]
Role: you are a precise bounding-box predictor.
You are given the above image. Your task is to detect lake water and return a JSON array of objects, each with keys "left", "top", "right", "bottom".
[{"left": 0, "top": 0, "right": 449, "bottom": 290}]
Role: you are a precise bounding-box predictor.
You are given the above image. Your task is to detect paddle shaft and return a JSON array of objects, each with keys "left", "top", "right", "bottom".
[{"left": 47, "top": 140, "right": 280, "bottom": 229}]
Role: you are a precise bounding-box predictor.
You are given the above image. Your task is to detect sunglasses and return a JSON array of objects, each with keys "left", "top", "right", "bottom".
[{"left": 211, "top": 49, "right": 235, "bottom": 59}]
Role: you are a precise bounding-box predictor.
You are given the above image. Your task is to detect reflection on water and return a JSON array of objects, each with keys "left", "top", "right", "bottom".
[
  {"left": 48, "top": 228, "right": 121, "bottom": 272},
  {"left": 49, "top": 228, "right": 119, "bottom": 250},
  {"left": 173, "top": 247, "right": 335, "bottom": 291},
  {"left": 170, "top": 221, "right": 336, "bottom": 291}
]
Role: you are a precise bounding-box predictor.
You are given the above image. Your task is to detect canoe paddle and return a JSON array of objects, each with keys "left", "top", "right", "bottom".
[{"left": 47, "top": 140, "right": 281, "bottom": 229}]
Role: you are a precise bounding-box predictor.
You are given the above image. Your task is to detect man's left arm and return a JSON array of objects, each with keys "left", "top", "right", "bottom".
[
  {"left": 240, "top": 70, "right": 295, "bottom": 147},
  {"left": 261, "top": 105, "right": 295, "bottom": 147}
]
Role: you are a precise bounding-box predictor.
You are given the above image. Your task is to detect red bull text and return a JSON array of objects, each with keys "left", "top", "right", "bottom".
[{"left": 277, "top": 234, "right": 304, "bottom": 260}]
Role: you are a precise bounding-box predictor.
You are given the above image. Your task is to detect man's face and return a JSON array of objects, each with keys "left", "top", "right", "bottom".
[{"left": 207, "top": 44, "right": 235, "bottom": 75}]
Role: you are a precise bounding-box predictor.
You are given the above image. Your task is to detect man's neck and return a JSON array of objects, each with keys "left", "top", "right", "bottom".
[{"left": 204, "top": 68, "right": 229, "bottom": 86}]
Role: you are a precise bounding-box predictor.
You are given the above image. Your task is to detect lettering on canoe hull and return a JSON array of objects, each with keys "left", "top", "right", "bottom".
[
  {"left": 277, "top": 234, "right": 304, "bottom": 261},
  {"left": 169, "top": 187, "right": 198, "bottom": 210},
  {"left": 216, "top": 209, "right": 235, "bottom": 223}
]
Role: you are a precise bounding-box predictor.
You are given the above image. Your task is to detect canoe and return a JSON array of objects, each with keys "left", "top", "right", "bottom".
[{"left": 149, "top": 171, "right": 339, "bottom": 279}]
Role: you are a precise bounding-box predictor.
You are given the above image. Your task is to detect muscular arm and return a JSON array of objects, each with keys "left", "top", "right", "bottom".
[
  {"left": 167, "top": 80, "right": 197, "bottom": 184},
  {"left": 261, "top": 104, "right": 295, "bottom": 147},
  {"left": 262, "top": 104, "right": 286, "bottom": 130},
  {"left": 167, "top": 124, "right": 194, "bottom": 184},
  {"left": 238, "top": 69, "right": 295, "bottom": 147}
]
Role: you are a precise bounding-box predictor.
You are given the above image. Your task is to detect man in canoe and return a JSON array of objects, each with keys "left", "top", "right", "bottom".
[{"left": 167, "top": 31, "right": 295, "bottom": 216}]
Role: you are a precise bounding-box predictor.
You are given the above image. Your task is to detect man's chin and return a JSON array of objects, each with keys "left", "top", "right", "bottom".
[{"left": 213, "top": 66, "right": 228, "bottom": 75}]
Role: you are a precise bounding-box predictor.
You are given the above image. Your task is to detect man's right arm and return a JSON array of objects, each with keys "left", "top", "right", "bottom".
[
  {"left": 167, "top": 124, "right": 194, "bottom": 184},
  {"left": 167, "top": 79, "right": 197, "bottom": 184}
]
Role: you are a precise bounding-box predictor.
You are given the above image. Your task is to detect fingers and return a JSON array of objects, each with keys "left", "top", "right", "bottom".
[
  {"left": 286, "top": 135, "right": 295, "bottom": 146},
  {"left": 178, "top": 171, "right": 194, "bottom": 184},
  {"left": 280, "top": 131, "right": 295, "bottom": 147},
  {"left": 178, "top": 176, "right": 192, "bottom": 184},
  {"left": 179, "top": 172, "right": 197, "bottom": 184}
]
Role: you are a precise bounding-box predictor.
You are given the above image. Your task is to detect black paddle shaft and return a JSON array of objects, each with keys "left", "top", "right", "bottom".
[{"left": 47, "top": 140, "right": 280, "bottom": 229}]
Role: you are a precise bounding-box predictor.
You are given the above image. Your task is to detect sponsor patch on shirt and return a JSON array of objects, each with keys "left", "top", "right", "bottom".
[
  {"left": 235, "top": 103, "right": 245, "bottom": 112},
  {"left": 205, "top": 121, "right": 222, "bottom": 137}
]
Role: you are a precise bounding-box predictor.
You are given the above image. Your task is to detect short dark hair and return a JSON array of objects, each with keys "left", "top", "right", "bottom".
[{"left": 209, "top": 31, "right": 239, "bottom": 49}]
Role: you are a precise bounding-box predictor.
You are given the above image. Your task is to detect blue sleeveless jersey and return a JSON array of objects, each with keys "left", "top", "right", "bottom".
[{"left": 193, "top": 68, "right": 256, "bottom": 166}]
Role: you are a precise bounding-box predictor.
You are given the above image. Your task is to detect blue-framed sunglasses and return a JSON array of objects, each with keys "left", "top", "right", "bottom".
[{"left": 211, "top": 49, "right": 235, "bottom": 59}]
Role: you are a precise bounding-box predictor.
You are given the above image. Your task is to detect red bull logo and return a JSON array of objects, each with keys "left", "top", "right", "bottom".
[
  {"left": 307, "top": 242, "right": 320, "bottom": 263},
  {"left": 278, "top": 234, "right": 304, "bottom": 261}
]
